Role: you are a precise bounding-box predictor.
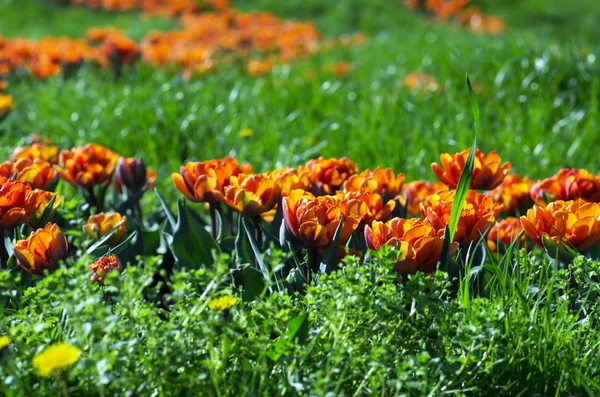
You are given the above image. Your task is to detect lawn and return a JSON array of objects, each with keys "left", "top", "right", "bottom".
[{"left": 1, "top": 0, "right": 600, "bottom": 395}]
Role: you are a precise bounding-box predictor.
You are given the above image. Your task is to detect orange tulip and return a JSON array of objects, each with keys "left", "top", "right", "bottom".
[
  {"left": 282, "top": 189, "right": 361, "bottom": 252},
  {"left": 217, "top": 173, "right": 280, "bottom": 217},
  {"left": 487, "top": 217, "right": 528, "bottom": 252},
  {"left": 431, "top": 148, "right": 511, "bottom": 190},
  {"left": 304, "top": 157, "right": 358, "bottom": 195},
  {"left": 11, "top": 142, "right": 59, "bottom": 164},
  {"left": 269, "top": 167, "right": 312, "bottom": 197},
  {"left": 488, "top": 174, "right": 533, "bottom": 214},
  {"left": 520, "top": 200, "right": 600, "bottom": 253},
  {"left": 343, "top": 167, "right": 405, "bottom": 199},
  {"left": 403, "top": 180, "right": 448, "bottom": 216},
  {"left": 89, "top": 255, "right": 120, "bottom": 285},
  {"left": 14, "top": 223, "right": 68, "bottom": 276},
  {"left": 365, "top": 217, "right": 458, "bottom": 274},
  {"left": 340, "top": 190, "right": 395, "bottom": 227},
  {"left": 13, "top": 158, "right": 59, "bottom": 191},
  {"left": 172, "top": 157, "right": 239, "bottom": 203},
  {"left": 0, "top": 180, "right": 36, "bottom": 229},
  {"left": 84, "top": 212, "right": 128, "bottom": 246},
  {"left": 420, "top": 190, "right": 503, "bottom": 245},
  {"left": 530, "top": 169, "right": 600, "bottom": 205},
  {"left": 58, "top": 143, "right": 120, "bottom": 188}
]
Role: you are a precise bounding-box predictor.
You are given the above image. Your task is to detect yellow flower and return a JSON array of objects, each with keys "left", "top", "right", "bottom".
[
  {"left": 208, "top": 296, "right": 237, "bottom": 311},
  {"left": 0, "top": 335, "right": 10, "bottom": 350},
  {"left": 239, "top": 128, "right": 254, "bottom": 138},
  {"left": 32, "top": 343, "right": 81, "bottom": 377}
]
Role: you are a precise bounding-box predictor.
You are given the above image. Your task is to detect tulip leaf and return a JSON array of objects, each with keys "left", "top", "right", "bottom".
[
  {"left": 448, "top": 75, "right": 478, "bottom": 242},
  {"left": 542, "top": 235, "right": 578, "bottom": 264},
  {"left": 235, "top": 215, "right": 254, "bottom": 265},
  {"left": 320, "top": 215, "right": 344, "bottom": 275},
  {"left": 438, "top": 225, "right": 456, "bottom": 274},
  {"left": 37, "top": 194, "right": 58, "bottom": 227},
  {"left": 86, "top": 218, "right": 128, "bottom": 256},
  {"left": 108, "top": 230, "right": 138, "bottom": 256},
  {"left": 230, "top": 264, "right": 267, "bottom": 301},
  {"left": 269, "top": 201, "right": 284, "bottom": 237},
  {"left": 154, "top": 188, "right": 176, "bottom": 230},
  {"left": 267, "top": 312, "right": 309, "bottom": 362},
  {"left": 242, "top": 217, "right": 280, "bottom": 293},
  {"left": 171, "top": 199, "right": 221, "bottom": 270}
]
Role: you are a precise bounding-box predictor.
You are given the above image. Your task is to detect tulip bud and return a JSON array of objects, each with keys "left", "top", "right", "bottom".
[
  {"left": 15, "top": 223, "right": 68, "bottom": 276},
  {"left": 84, "top": 212, "right": 128, "bottom": 246},
  {"left": 116, "top": 157, "right": 147, "bottom": 193}
]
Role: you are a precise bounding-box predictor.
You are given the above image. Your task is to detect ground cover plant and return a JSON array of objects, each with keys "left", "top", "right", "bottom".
[{"left": 1, "top": 0, "right": 600, "bottom": 395}]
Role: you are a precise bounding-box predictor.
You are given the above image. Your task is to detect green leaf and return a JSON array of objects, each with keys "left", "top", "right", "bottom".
[
  {"left": 109, "top": 230, "right": 138, "bottom": 256},
  {"left": 242, "top": 218, "right": 280, "bottom": 293},
  {"left": 267, "top": 312, "right": 309, "bottom": 362},
  {"left": 230, "top": 264, "right": 267, "bottom": 301},
  {"left": 320, "top": 215, "right": 345, "bottom": 274},
  {"left": 154, "top": 188, "right": 176, "bottom": 230},
  {"left": 171, "top": 199, "right": 221, "bottom": 270},
  {"left": 448, "top": 75, "right": 479, "bottom": 242},
  {"left": 86, "top": 218, "right": 128, "bottom": 256},
  {"left": 37, "top": 194, "right": 58, "bottom": 227},
  {"left": 235, "top": 215, "right": 254, "bottom": 264}
]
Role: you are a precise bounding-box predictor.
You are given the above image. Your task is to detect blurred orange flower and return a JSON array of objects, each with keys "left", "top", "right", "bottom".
[
  {"left": 0, "top": 180, "right": 35, "bottom": 229},
  {"left": 340, "top": 190, "right": 395, "bottom": 227},
  {"left": 248, "top": 59, "right": 274, "bottom": 77},
  {"left": 403, "top": 180, "right": 448, "bottom": 216},
  {"left": 282, "top": 189, "right": 361, "bottom": 252},
  {"left": 530, "top": 169, "right": 600, "bottom": 205},
  {"left": 84, "top": 212, "right": 128, "bottom": 246},
  {"left": 58, "top": 143, "right": 120, "bottom": 188},
  {"left": 420, "top": 189, "right": 502, "bottom": 245},
  {"left": 431, "top": 148, "right": 511, "bottom": 190},
  {"left": 365, "top": 217, "right": 458, "bottom": 274},
  {"left": 14, "top": 223, "right": 68, "bottom": 276},
  {"left": 89, "top": 255, "right": 121, "bottom": 285},
  {"left": 0, "top": 95, "right": 13, "bottom": 112},
  {"left": 520, "top": 200, "right": 600, "bottom": 253},
  {"left": 11, "top": 142, "right": 59, "bottom": 164},
  {"left": 487, "top": 217, "right": 528, "bottom": 252},
  {"left": 217, "top": 173, "right": 280, "bottom": 217},
  {"left": 488, "top": 174, "right": 533, "bottom": 213},
  {"left": 172, "top": 157, "right": 239, "bottom": 203},
  {"left": 304, "top": 157, "right": 358, "bottom": 195},
  {"left": 344, "top": 167, "right": 405, "bottom": 199},
  {"left": 402, "top": 72, "right": 440, "bottom": 92}
]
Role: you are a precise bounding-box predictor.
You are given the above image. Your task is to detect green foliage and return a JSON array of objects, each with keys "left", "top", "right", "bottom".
[{"left": 1, "top": 254, "right": 600, "bottom": 395}]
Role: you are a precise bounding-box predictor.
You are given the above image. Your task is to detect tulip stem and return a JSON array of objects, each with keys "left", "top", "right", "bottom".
[
  {"left": 87, "top": 187, "right": 98, "bottom": 211},
  {"left": 209, "top": 205, "right": 218, "bottom": 240},
  {"left": 0, "top": 229, "right": 7, "bottom": 271},
  {"left": 307, "top": 247, "right": 320, "bottom": 281},
  {"left": 253, "top": 217, "right": 262, "bottom": 251}
]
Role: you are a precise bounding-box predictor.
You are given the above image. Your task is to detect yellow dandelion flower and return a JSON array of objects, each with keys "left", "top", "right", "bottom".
[
  {"left": 32, "top": 343, "right": 81, "bottom": 377},
  {"left": 239, "top": 128, "right": 254, "bottom": 139},
  {"left": 208, "top": 296, "right": 238, "bottom": 311},
  {"left": 0, "top": 335, "right": 10, "bottom": 350}
]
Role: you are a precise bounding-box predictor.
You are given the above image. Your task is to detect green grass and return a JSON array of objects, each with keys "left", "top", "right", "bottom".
[{"left": 1, "top": 0, "right": 600, "bottom": 395}]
